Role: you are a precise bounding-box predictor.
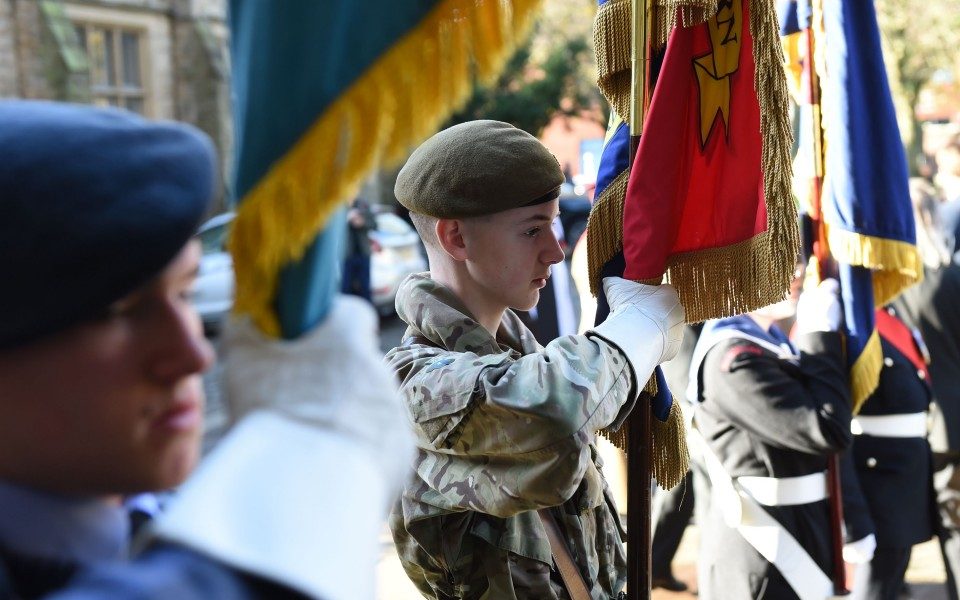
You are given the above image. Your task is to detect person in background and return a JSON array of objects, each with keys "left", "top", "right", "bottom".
[
  {"left": 688, "top": 277, "right": 853, "bottom": 600},
  {"left": 0, "top": 100, "right": 411, "bottom": 600},
  {"left": 342, "top": 197, "right": 377, "bottom": 302},
  {"left": 838, "top": 303, "right": 936, "bottom": 600},
  {"left": 893, "top": 178, "right": 960, "bottom": 600},
  {"left": 934, "top": 137, "right": 960, "bottom": 255}
]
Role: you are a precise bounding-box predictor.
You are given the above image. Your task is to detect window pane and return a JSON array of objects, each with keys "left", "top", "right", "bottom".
[
  {"left": 104, "top": 29, "right": 116, "bottom": 86},
  {"left": 75, "top": 25, "right": 87, "bottom": 52},
  {"left": 124, "top": 97, "right": 144, "bottom": 114},
  {"left": 120, "top": 32, "right": 141, "bottom": 87}
]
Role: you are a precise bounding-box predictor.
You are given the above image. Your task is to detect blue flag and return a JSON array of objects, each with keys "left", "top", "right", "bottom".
[
  {"left": 818, "top": 0, "right": 922, "bottom": 408},
  {"left": 227, "top": 1, "right": 545, "bottom": 338}
]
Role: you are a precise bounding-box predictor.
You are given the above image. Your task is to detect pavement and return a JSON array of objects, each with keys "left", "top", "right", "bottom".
[{"left": 375, "top": 521, "right": 950, "bottom": 599}]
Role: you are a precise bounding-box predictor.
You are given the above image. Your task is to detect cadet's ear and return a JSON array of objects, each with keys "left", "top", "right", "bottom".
[{"left": 435, "top": 218, "right": 468, "bottom": 261}]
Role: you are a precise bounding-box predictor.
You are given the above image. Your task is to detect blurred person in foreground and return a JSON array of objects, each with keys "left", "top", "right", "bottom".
[
  {"left": 688, "top": 269, "right": 853, "bottom": 599},
  {"left": 386, "top": 120, "right": 685, "bottom": 599},
  {"left": 892, "top": 178, "right": 960, "bottom": 600},
  {"left": 0, "top": 100, "right": 411, "bottom": 600}
]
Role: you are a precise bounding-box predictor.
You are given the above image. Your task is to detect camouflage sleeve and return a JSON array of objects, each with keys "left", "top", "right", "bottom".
[{"left": 387, "top": 335, "right": 635, "bottom": 516}]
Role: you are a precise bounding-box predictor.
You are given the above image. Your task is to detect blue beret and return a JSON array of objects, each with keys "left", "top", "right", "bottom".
[{"left": 0, "top": 101, "right": 216, "bottom": 348}]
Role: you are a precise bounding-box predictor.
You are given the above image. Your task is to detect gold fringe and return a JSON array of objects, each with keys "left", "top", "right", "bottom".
[
  {"left": 593, "top": 0, "right": 719, "bottom": 126},
  {"left": 850, "top": 329, "right": 882, "bottom": 413},
  {"left": 600, "top": 395, "right": 690, "bottom": 491},
  {"left": 654, "top": 1, "right": 717, "bottom": 48},
  {"left": 593, "top": 0, "right": 633, "bottom": 127},
  {"left": 825, "top": 225, "right": 924, "bottom": 307},
  {"left": 749, "top": 0, "right": 800, "bottom": 312},
  {"left": 586, "top": 169, "right": 629, "bottom": 296},
  {"left": 664, "top": 232, "right": 785, "bottom": 324},
  {"left": 229, "top": 0, "right": 545, "bottom": 336}
]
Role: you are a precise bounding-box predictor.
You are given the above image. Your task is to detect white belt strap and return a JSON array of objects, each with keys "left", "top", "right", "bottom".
[
  {"left": 738, "top": 472, "right": 828, "bottom": 507},
  {"left": 688, "top": 427, "right": 836, "bottom": 600},
  {"left": 851, "top": 412, "right": 927, "bottom": 438}
]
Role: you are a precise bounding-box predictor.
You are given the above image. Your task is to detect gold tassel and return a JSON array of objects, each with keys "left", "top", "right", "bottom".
[
  {"left": 230, "top": 0, "right": 545, "bottom": 336},
  {"left": 600, "top": 393, "right": 690, "bottom": 491},
  {"left": 652, "top": 398, "right": 689, "bottom": 490}
]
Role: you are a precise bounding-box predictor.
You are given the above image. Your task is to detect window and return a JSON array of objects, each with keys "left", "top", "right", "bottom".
[{"left": 74, "top": 24, "right": 145, "bottom": 114}]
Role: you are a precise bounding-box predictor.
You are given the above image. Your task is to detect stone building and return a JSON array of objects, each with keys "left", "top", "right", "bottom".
[{"left": 0, "top": 0, "right": 231, "bottom": 212}]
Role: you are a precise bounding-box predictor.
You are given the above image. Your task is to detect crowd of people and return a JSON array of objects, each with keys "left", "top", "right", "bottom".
[{"left": 3, "top": 96, "right": 960, "bottom": 600}]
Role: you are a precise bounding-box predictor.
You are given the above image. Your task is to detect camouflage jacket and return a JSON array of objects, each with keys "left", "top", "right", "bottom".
[{"left": 386, "top": 273, "right": 636, "bottom": 600}]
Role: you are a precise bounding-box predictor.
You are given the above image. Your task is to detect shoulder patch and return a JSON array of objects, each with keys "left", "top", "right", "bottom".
[{"left": 720, "top": 344, "right": 764, "bottom": 372}]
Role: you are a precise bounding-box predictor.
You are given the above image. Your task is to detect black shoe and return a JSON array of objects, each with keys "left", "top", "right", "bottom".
[{"left": 652, "top": 575, "right": 689, "bottom": 592}]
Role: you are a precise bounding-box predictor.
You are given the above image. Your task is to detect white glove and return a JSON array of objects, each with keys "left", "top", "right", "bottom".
[
  {"left": 795, "top": 278, "right": 843, "bottom": 334},
  {"left": 588, "top": 277, "right": 685, "bottom": 383},
  {"left": 842, "top": 533, "right": 877, "bottom": 564},
  {"left": 151, "top": 296, "right": 414, "bottom": 600}
]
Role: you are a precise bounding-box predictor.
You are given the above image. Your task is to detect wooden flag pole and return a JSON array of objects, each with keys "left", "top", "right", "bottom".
[
  {"left": 627, "top": 0, "right": 654, "bottom": 597},
  {"left": 804, "top": 23, "right": 849, "bottom": 597}
]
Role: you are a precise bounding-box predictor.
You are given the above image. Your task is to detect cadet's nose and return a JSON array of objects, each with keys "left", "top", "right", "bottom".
[{"left": 150, "top": 304, "right": 215, "bottom": 383}]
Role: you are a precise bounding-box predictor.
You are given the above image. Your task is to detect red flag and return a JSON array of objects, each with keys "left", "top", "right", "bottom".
[{"left": 622, "top": 0, "right": 790, "bottom": 318}]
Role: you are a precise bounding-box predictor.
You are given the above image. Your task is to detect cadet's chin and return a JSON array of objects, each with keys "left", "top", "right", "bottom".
[{"left": 514, "top": 290, "right": 541, "bottom": 312}]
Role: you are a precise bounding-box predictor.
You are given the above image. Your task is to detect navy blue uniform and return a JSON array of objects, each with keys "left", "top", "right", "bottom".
[{"left": 691, "top": 317, "right": 852, "bottom": 600}]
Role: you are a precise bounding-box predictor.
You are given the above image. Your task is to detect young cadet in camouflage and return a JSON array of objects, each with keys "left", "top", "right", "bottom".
[{"left": 387, "top": 120, "right": 686, "bottom": 599}]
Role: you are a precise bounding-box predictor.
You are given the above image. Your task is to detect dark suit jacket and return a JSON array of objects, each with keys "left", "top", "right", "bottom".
[
  {"left": 840, "top": 338, "right": 936, "bottom": 549},
  {"left": 695, "top": 331, "right": 852, "bottom": 600}
]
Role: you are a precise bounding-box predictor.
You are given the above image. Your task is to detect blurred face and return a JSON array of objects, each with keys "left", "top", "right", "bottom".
[
  {"left": 460, "top": 200, "right": 565, "bottom": 314},
  {"left": 0, "top": 241, "right": 214, "bottom": 496},
  {"left": 753, "top": 260, "right": 805, "bottom": 321}
]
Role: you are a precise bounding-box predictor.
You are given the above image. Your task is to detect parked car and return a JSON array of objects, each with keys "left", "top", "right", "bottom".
[
  {"left": 194, "top": 210, "right": 427, "bottom": 331},
  {"left": 368, "top": 211, "right": 427, "bottom": 314},
  {"left": 194, "top": 213, "right": 235, "bottom": 331}
]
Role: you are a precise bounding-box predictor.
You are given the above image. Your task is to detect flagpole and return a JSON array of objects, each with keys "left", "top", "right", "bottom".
[
  {"left": 804, "top": 22, "right": 849, "bottom": 597},
  {"left": 628, "top": 0, "right": 653, "bottom": 597}
]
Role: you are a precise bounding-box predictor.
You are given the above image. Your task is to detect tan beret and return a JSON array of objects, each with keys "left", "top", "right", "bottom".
[{"left": 395, "top": 120, "right": 564, "bottom": 218}]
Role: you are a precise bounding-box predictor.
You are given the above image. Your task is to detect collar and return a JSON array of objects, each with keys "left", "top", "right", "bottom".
[
  {"left": 686, "top": 315, "right": 798, "bottom": 404},
  {"left": 0, "top": 480, "right": 129, "bottom": 564},
  {"left": 395, "top": 273, "right": 540, "bottom": 355}
]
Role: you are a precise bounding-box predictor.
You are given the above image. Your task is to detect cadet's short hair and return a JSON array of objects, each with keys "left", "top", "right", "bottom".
[{"left": 409, "top": 212, "right": 438, "bottom": 247}]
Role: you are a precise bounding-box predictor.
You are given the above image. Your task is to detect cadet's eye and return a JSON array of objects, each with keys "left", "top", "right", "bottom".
[{"left": 524, "top": 227, "right": 541, "bottom": 237}]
